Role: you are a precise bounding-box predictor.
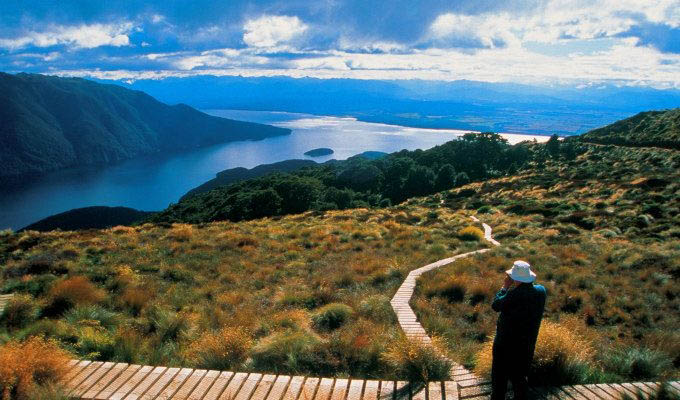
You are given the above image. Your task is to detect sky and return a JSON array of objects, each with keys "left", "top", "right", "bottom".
[{"left": 1, "top": 0, "right": 679, "bottom": 88}]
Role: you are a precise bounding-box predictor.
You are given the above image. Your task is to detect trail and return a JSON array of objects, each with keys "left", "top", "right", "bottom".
[{"left": 390, "top": 214, "right": 500, "bottom": 393}]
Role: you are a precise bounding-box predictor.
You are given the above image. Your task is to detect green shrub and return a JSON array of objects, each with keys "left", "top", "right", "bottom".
[
  {"left": 384, "top": 335, "right": 452, "bottom": 383},
  {"left": 458, "top": 226, "right": 484, "bottom": 241},
  {"left": 145, "top": 306, "right": 189, "bottom": 343},
  {"left": 185, "top": 327, "right": 253, "bottom": 370},
  {"left": 0, "top": 294, "right": 39, "bottom": 329},
  {"left": 250, "top": 330, "right": 321, "bottom": 373},
  {"left": 312, "top": 303, "right": 354, "bottom": 331},
  {"left": 358, "top": 295, "right": 395, "bottom": 323},
  {"left": 602, "top": 347, "right": 673, "bottom": 381},
  {"left": 64, "top": 305, "right": 118, "bottom": 330}
]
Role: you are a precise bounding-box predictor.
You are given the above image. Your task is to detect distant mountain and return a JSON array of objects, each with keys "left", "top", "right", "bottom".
[
  {"left": 111, "top": 76, "right": 680, "bottom": 135},
  {"left": 181, "top": 159, "right": 318, "bottom": 201},
  {"left": 21, "top": 206, "right": 153, "bottom": 231},
  {"left": 0, "top": 73, "right": 291, "bottom": 183},
  {"left": 580, "top": 108, "right": 680, "bottom": 149}
]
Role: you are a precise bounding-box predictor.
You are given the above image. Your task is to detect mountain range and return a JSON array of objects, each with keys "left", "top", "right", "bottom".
[{"left": 0, "top": 73, "right": 290, "bottom": 183}]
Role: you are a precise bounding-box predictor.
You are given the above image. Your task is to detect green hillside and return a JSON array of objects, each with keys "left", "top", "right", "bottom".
[
  {"left": 580, "top": 108, "right": 680, "bottom": 149},
  {"left": 0, "top": 73, "right": 290, "bottom": 183},
  {"left": 20, "top": 206, "right": 154, "bottom": 232}
]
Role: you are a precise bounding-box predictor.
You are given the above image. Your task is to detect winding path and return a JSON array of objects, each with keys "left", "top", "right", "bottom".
[
  {"left": 390, "top": 215, "right": 500, "bottom": 398},
  {"left": 1, "top": 220, "right": 678, "bottom": 399}
]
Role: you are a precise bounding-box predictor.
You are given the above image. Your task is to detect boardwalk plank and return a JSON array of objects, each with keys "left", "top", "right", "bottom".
[
  {"left": 560, "top": 386, "right": 589, "bottom": 400},
  {"left": 428, "top": 382, "right": 443, "bottom": 400},
  {"left": 314, "top": 378, "right": 335, "bottom": 400},
  {"left": 63, "top": 361, "right": 93, "bottom": 385},
  {"left": 330, "top": 379, "right": 349, "bottom": 400},
  {"left": 595, "top": 384, "right": 624, "bottom": 400},
  {"left": 124, "top": 366, "right": 167, "bottom": 400},
  {"left": 611, "top": 383, "right": 639, "bottom": 399},
  {"left": 155, "top": 368, "right": 194, "bottom": 400},
  {"left": 233, "top": 373, "right": 263, "bottom": 400},
  {"left": 411, "top": 384, "right": 425, "bottom": 400},
  {"left": 139, "top": 368, "right": 182, "bottom": 400},
  {"left": 109, "top": 365, "right": 155, "bottom": 400},
  {"left": 265, "top": 375, "right": 292, "bottom": 400},
  {"left": 82, "top": 363, "right": 130, "bottom": 400},
  {"left": 73, "top": 362, "right": 117, "bottom": 397},
  {"left": 621, "top": 383, "right": 647, "bottom": 399},
  {"left": 394, "top": 382, "right": 408, "bottom": 400},
  {"left": 347, "top": 379, "right": 364, "bottom": 400},
  {"left": 458, "top": 384, "right": 491, "bottom": 399},
  {"left": 95, "top": 365, "right": 143, "bottom": 400},
  {"left": 578, "top": 384, "right": 617, "bottom": 400},
  {"left": 443, "top": 381, "right": 458, "bottom": 400},
  {"left": 299, "top": 378, "right": 320, "bottom": 400},
  {"left": 379, "top": 381, "right": 395, "bottom": 400},
  {"left": 172, "top": 370, "right": 208, "bottom": 400},
  {"left": 362, "top": 380, "right": 379, "bottom": 400},
  {"left": 631, "top": 383, "right": 653, "bottom": 397},
  {"left": 202, "top": 371, "right": 235, "bottom": 400},
  {"left": 70, "top": 362, "right": 106, "bottom": 392},
  {"left": 217, "top": 372, "right": 249, "bottom": 400},
  {"left": 250, "top": 374, "right": 277, "bottom": 400},
  {"left": 188, "top": 370, "right": 223, "bottom": 400},
  {"left": 280, "top": 376, "right": 305, "bottom": 400}
]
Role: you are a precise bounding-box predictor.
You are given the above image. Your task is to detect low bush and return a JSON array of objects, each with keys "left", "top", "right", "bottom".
[
  {"left": 383, "top": 335, "right": 451, "bottom": 383},
  {"left": 250, "top": 330, "right": 321, "bottom": 373},
  {"left": 358, "top": 295, "right": 395, "bottom": 323},
  {"left": 602, "top": 347, "right": 673, "bottom": 381},
  {"left": 185, "top": 327, "right": 252, "bottom": 370},
  {"left": 312, "top": 303, "right": 354, "bottom": 331},
  {"left": 458, "top": 226, "right": 484, "bottom": 241},
  {"left": 424, "top": 276, "right": 466, "bottom": 303},
  {"left": 0, "top": 295, "right": 39, "bottom": 329},
  {"left": 0, "top": 337, "right": 72, "bottom": 400},
  {"left": 45, "top": 276, "right": 104, "bottom": 316},
  {"left": 475, "top": 321, "right": 594, "bottom": 385}
]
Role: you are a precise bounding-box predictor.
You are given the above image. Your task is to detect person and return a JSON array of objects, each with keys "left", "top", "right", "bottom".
[{"left": 490, "top": 260, "right": 547, "bottom": 400}]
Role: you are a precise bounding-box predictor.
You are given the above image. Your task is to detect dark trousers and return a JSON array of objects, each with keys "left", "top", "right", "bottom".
[{"left": 491, "top": 343, "right": 529, "bottom": 400}]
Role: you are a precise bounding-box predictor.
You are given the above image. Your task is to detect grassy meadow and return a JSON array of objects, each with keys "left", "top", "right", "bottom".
[
  {"left": 0, "top": 205, "right": 484, "bottom": 380},
  {"left": 410, "top": 142, "right": 680, "bottom": 384}
]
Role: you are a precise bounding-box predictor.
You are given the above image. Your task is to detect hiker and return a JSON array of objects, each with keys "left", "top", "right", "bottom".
[{"left": 490, "top": 260, "right": 547, "bottom": 400}]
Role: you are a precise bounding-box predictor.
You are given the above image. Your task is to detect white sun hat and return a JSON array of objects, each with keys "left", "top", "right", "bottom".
[{"left": 506, "top": 260, "right": 537, "bottom": 283}]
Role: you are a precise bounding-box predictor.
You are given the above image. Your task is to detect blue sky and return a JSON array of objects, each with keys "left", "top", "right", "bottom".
[{"left": 1, "top": 0, "right": 679, "bottom": 88}]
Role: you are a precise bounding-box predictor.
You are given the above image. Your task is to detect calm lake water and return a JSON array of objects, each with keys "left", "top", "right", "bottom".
[{"left": 0, "top": 110, "right": 549, "bottom": 230}]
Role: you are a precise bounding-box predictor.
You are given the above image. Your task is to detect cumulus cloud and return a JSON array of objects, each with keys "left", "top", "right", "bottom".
[
  {"left": 0, "top": 23, "right": 133, "bottom": 50},
  {"left": 243, "top": 15, "right": 308, "bottom": 47},
  {"left": 426, "top": 0, "right": 680, "bottom": 49}
]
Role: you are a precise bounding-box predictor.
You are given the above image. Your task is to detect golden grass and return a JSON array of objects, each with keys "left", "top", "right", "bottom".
[{"left": 0, "top": 337, "right": 72, "bottom": 400}]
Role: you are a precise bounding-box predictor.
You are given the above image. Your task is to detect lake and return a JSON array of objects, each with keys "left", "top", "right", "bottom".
[{"left": 0, "top": 110, "right": 550, "bottom": 230}]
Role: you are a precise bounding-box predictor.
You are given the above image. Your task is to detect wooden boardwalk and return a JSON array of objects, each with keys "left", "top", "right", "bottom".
[
  {"left": 3, "top": 217, "right": 679, "bottom": 399},
  {"left": 55, "top": 361, "right": 679, "bottom": 400}
]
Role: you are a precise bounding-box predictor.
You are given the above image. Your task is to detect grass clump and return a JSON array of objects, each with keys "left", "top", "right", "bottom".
[
  {"left": 0, "top": 337, "right": 72, "bottom": 400},
  {"left": 475, "top": 321, "right": 594, "bottom": 385},
  {"left": 383, "top": 335, "right": 452, "bottom": 383},
  {"left": 0, "top": 295, "right": 39, "bottom": 329},
  {"left": 45, "top": 276, "right": 104, "bottom": 316},
  {"left": 458, "top": 226, "right": 484, "bottom": 241},
  {"left": 250, "top": 330, "right": 321, "bottom": 373},
  {"left": 311, "top": 303, "right": 354, "bottom": 331},
  {"left": 185, "top": 327, "right": 252, "bottom": 370},
  {"left": 602, "top": 347, "right": 673, "bottom": 381}
]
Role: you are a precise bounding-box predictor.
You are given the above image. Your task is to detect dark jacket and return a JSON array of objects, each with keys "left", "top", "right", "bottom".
[{"left": 492, "top": 283, "right": 547, "bottom": 368}]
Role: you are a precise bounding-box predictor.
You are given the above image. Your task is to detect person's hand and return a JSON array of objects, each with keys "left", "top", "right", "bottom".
[{"left": 503, "top": 274, "right": 513, "bottom": 289}]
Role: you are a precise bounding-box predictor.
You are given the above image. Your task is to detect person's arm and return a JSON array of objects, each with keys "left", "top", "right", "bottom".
[{"left": 492, "top": 275, "right": 515, "bottom": 312}]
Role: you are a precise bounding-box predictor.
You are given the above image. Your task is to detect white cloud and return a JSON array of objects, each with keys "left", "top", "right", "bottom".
[
  {"left": 0, "top": 23, "right": 133, "bottom": 50},
  {"left": 243, "top": 15, "right": 308, "bottom": 47},
  {"left": 426, "top": 0, "right": 680, "bottom": 49}
]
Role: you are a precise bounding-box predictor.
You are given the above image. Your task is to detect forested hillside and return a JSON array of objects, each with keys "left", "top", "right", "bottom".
[
  {"left": 150, "top": 133, "right": 549, "bottom": 223},
  {"left": 580, "top": 108, "right": 680, "bottom": 149},
  {"left": 0, "top": 73, "right": 290, "bottom": 183}
]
